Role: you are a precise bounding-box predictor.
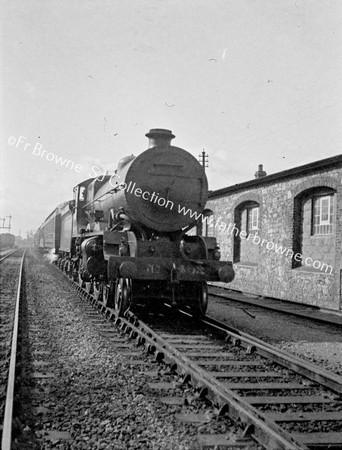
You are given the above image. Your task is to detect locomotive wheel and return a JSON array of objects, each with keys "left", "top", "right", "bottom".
[
  {"left": 103, "top": 281, "right": 115, "bottom": 307},
  {"left": 85, "top": 281, "right": 93, "bottom": 294},
  {"left": 78, "top": 272, "right": 85, "bottom": 289},
  {"left": 93, "top": 281, "right": 103, "bottom": 301},
  {"left": 72, "top": 268, "right": 78, "bottom": 282},
  {"left": 65, "top": 260, "right": 72, "bottom": 278},
  {"left": 114, "top": 278, "right": 131, "bottom": 316},
  {"left": 191, "top": 282, "right": 208, "bottom": 319}
]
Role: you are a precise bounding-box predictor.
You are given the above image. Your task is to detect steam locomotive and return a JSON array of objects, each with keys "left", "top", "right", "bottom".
[{"left": 36, "top": 129, "right": 234, "bottom": 317}]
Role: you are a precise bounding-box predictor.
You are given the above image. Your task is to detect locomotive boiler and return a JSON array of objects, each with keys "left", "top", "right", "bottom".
[{"left": 50, "top": 129, "right": 234, "bottom": 316}]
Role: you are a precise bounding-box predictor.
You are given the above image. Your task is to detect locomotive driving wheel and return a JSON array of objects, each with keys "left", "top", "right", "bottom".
[
  {"left": 93, "top": 281, "right": 103, "bottom": 301},
  {"left": 85, "top": 281, "right": 93, "bottom": 294},
  {"left": 114, "top": 278, "right": 131, "bottom": 316},
  {"left": 103, "top": 281, "right": 115, "bottom": 307},
  {"left": 191, "top": 282, "right": 208, "bottom": 319},
  {"left": 65, "top": 260, "right": 72, "bottom": 278},
  {"left": 78, "top": 272, "right": 85, "bottom": 289}
]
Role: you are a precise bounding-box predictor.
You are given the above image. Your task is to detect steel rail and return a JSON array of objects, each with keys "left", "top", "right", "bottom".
[
  {"left": 62, "top": 273, "right": 305, "bottom": 449},
  {"left": 199, "top": 313, "right": 342, "bottom": 394},
  {"left": 1, "top": 249, "right": 26, "bottom": 450},
  {"left": 208, "top": 288, "right": 342, "bottom": 326},
  {"left": 125, "top": 309, "right": 342, "bottom": 449},
  {"left": 0, "top": 249, "right": 20, "bottom": 264},
  {"left": 56, "top": 265, "right": 341, "bottom": 449},
  {"left": 123, "top": 311, "right": 307, "bottom": 450}
]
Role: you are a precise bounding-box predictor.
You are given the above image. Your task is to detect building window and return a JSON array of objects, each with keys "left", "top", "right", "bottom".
[
  {"left": 247, "top": 206, "right": 259, "bottom": 232},
  {"left": 233, "top": 201, "right": 260, "bottom": 264},
  {"left": 292, "top": 186, "right": 335, "bottom": 271},
  {"left": 203, "top": 209, "right": 214, "bottom": 237},
  {"left": 312, "top": 195, "right": 333, "bottom": 235}
]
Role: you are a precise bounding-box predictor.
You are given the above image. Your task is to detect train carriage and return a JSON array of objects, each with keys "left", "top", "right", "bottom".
[{"left": 36, "top": 202, "right": 73, "bottom": 253}]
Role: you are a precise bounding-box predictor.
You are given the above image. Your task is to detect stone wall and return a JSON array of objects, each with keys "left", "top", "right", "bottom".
[
  {"left": 207, "top": 166, "right": 342, "bottom": 310},
  {"left": 301, "top": 196, "right": 335, "bottom": 268}
]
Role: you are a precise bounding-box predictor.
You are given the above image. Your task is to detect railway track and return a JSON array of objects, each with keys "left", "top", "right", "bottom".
[
  {"left": 57, "top": 264, "right": 342, "bottom": 450},
  {"left": 0, "top": 248, "right": 26, "bottom": 450},
  {"left": 137, "top": 311, "right": 342, "bottom": 449},
  {"left": 0, "top": 249, "right": 21, "bottom": 263},
  {"left": 208, "top": 286, "right": 342, "bottom": 328}
]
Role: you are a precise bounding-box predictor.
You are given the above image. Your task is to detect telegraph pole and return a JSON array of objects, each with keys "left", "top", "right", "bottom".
[
  {"left": 199, "top": 149, "right": 209, "bottom": 170},
  {"left": 0, "top": 215, "right": 12, "bottom": 233},
  {"left": 197, "top": 150, "right": 209, "bottom": 236}
]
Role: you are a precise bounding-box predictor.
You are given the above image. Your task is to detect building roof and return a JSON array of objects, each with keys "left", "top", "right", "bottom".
[{"left": 209, "top": 154, "right": 342, "bottom": 198}]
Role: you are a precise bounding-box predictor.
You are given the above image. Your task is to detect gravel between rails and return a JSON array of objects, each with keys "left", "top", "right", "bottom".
[
  {"left": 207, "top": 297, "right": 342, "bottom": 376},
  {"left": 15, "top": 251, "right": 246, "bottom": 450},
  {"left": 276, "top": 341, "right": 342, "bottom": 376}
]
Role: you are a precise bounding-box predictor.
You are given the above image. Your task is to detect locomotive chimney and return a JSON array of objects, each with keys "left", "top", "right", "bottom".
[{"left": 145, "top": 129, "right": 175, "bottom": 148}]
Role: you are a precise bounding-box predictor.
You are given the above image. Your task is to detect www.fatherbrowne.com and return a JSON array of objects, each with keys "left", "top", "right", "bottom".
[
  {"left": 111, "top": 180, "right": 333, "bottom": 275},
  {"left": 8, "top": 136, "right": 331, "bottom": 275},
  {"left": 177, "top": 204, "right": 333, "bottom": 275}
]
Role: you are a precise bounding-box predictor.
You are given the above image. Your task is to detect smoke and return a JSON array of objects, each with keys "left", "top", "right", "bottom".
[
  {"left": 79, "top": 155, "right": 115, "bottom": 179},
  {"left": 43, "top": 248, "right": 58, "bottom": 264}
]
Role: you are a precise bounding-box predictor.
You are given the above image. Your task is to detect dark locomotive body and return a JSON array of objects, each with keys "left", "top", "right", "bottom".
[{"left": 37, "top": 129, "right": 234, "bottom": 317}]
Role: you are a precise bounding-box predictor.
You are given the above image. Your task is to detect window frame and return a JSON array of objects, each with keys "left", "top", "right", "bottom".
[
  {"left": 311, "top": 194, "right": 334, "bottom": 235},
  {"left": 204, "top": 210, "right": 214, "bottom": 237},
  {"left": 247, "top": 206, "right": 259, "bottom": 232},
  {"left": 319, "top": 196, "right": 330, "bottom": 225}
]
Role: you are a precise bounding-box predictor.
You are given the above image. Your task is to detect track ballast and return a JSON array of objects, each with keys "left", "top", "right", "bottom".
[{"left": 57, "top": 259, "right": 342, "bottom": 450}]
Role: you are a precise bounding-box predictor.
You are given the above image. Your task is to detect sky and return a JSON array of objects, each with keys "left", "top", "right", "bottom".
[{"left": 1, "top": 0, "right": 342, "bottom": 237}]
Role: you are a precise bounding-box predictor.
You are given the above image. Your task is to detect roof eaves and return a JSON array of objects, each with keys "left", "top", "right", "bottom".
[{"left": 209, "top": 154, "right": 342, "bottom": 198}]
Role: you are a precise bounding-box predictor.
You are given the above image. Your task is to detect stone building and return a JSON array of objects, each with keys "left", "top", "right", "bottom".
[{"left": 205, "top": 155, "right": 342, "bottom": 311}]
